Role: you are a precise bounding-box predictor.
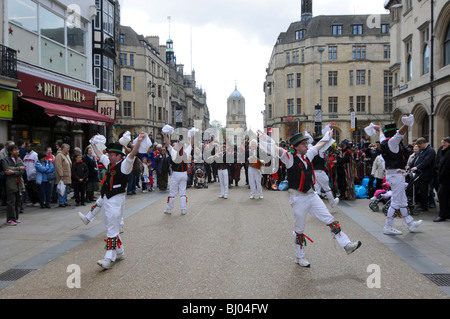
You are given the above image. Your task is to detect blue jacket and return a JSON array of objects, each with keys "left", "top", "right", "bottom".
[
  {"left": 36, "top": 159, "right": 55, "bottom": 184},
  {"left": 415, "top": 145, "right": 436, "bottom": 182}
]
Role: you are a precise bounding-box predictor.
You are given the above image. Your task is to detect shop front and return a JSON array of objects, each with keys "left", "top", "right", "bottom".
[{"left": 14, "top": 70, "right": 114, "bottom": 152}]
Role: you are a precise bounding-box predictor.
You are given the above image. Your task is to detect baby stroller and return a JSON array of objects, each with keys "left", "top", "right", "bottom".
[
  {"left": 369, "top": 182, "right": 391, "bottom": 212},
  {"left": 193, "top": 164, "right": 208, "bottom": 189},
  {"left": 265, "top": 172, "right": 279, "bottom": 190},
  {"left": 382, "top": 170, "right": 421, "bottom": 216}
]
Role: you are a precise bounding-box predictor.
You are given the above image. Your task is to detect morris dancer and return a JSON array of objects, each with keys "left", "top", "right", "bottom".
[
  {"left": 258, "top": 129, "right": 361, "bottom": 268},
  {"left": 373, "top": 117, "right": 422, "bottom": 235},
  {"left": 163, "top": 132, "right": 194, "bottom": 215},
  {"left": 311, "top": 136, "right": 339, "bottom": 210},
  {"left": 91, "top": 132, "right": 146, "bottom": 270}
]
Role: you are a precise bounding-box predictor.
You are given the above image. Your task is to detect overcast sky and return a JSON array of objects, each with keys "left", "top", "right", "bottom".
[{"left": 119, "top": 0, "right": 389, "bottom": 131}]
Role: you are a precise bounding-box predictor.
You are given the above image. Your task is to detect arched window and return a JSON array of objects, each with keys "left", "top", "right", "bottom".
[
  {"left": 445, "top": 23, "right": 450, "bottom": 66},
  {"left": 407, "top": 55, "right": 413, "bottom": 81},
  {"left": 423, "top": 45, "right": 430, "bottom": 74}
]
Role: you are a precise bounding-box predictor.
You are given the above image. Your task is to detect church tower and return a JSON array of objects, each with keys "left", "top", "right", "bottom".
[
  {"left": 226, "top": 84, "right": 247, "bottom": 131},
  {"left": 301, "top": 0, "right": 312, "bottom": 25}
]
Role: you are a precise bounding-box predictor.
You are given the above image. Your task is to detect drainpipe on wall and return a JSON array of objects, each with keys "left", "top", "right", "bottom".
[{"left": 430, "top": 0, "right": 435, "bottom": 147}]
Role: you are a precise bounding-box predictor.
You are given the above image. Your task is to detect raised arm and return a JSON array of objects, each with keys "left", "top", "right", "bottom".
[{"left": 128, "top": 132, "right": 146, "bottom": 160}]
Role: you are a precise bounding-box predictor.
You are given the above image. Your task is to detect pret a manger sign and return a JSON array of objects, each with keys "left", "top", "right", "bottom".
[{"left": 43, "top": 82, "right": 84, "bottom": 103}]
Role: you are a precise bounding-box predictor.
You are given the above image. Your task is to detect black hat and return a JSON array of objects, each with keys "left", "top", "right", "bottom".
[
  {"left": 106, "top": 143, "right": 126, "bottom": 156},
  {"left": 313, "top": 136, "right": 322, "bottom": 144},
  {"left": 290, "top": 133, "right": 309, "bottom": 146},
  {"left": 384, "top": 123, "right": 398, "bottom": 137}
]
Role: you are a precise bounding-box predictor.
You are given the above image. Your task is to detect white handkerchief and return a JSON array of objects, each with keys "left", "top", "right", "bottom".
[
  {"left": 188, "top": 127, "right": 200, "bottom": 138},
  {"left": 322, "top": 124, "right": 331, "bottom": 135},
  {"left": 134, "top": 134, "right": 152, "bottom": 153},
  {"left": 304, "top": 131, "right": 313, "bottom": 144},
  {"left": 162, "top": 124, "right": 175, "bottom": 134},
  {"left": 401, "top": 114, "right": 414, "bottom": 127},
  {"left": 91, "top": 135, "right": 106, "bottom": 151},
  {"left": 364, "top": 123, "right": 377, "bottom": 136},
  {"left": 119, "top": 131, "right": 131, "bottom": 146}
]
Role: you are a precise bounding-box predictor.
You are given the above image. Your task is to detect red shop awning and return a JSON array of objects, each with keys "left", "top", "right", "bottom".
[{"left": 21, "top": 97, "right": 114, "bottom": 126}]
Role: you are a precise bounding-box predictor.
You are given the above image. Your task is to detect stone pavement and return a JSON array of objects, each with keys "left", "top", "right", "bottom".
[{"left": 0, "top": 180, "right": 448, "bottom": 300}]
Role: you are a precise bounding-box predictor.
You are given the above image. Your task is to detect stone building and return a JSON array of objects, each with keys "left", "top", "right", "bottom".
[
  {"left": 116, "top": 26, "right": 210, "bottom": 144},
  {"left": 384, "top": 0, "right": 450, "bottom": 147},
  {"left": 264, "top": 0, "right": 392, "bottom": 143},
  {"left": 115, "top": 26, "right": 170, "bottom": 144},
  {"left": 226, "top": 84, "right": 247, "bottom": 131}
]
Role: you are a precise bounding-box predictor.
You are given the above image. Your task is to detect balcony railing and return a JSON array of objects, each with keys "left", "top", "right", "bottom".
[{"left": 0, "top": 44, "right": 18, "bottom": 79}]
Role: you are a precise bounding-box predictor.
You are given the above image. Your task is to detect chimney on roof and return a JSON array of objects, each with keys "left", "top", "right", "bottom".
[{"left": 301, "top": 0, "right": 312, "bottom": 25}]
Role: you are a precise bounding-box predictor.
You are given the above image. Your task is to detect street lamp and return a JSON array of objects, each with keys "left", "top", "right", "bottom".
[
  {"left": 148, "top": 81, "right": 156, "bottom": 136},
  {"left": 315, "top": 47, "right": 325, "bottom": 136}
]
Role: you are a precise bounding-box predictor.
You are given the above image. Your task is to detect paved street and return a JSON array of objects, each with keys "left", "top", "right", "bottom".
[{"left": 0, "top": 177, "right": 449, "bottom": 300}]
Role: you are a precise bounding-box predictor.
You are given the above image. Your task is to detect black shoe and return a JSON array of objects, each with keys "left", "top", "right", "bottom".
[
  {"left": 417, "top": 207, "right": 428, "bottom": 211},
  {"left": 433, "top": 216, "right": 446, "bottom": 222},
  {"left": 65, "top": 203, "right": 71, "bottom": 207},
  {"left": 59, "top": 204, "right": 65, "bottom": 207},
  {"left": 45, "top": 205, "right": 51, "bottom": 209},
  {"left": 81, "top": 203, "right": 86, "bottom": 206}
]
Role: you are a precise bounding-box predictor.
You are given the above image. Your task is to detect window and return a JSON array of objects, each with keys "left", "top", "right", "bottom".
[
  {"left": 328, "top": 46, "right": 337, "bottom": 60},
  {"left": 332, "top": 25, "right": 343, "bottom": 35},
  {"left": 356, "top": 96, "right": 366, "bottom": 112},
  {"left": 287, "top": 99, "right": 294, "bottom": 115},
  {"left": 286, "top": 52, "right": 290, "bottom": 64},
  {"left": 103, "top": 56, "right": 114, "bottom": 93},
  {"left": 123, "top": 76, "right": 132, "bottom": 90},
  {"left": 40, "top": 7, "right": 65, "bottom": 45},
  {"left": 356, "top": 70, "right": 366, "bottom": 85},
  {"left": 296, "top": 98, "right": 302, "bottom": 114},
  {"left": 381, "top": 24, "right": 390, "bottom": 35},
  {"left": 349, "top": 96, "right": 354, "bottom": 111},
  {"left": 328, "top": 71, "right": 338, "bottom": 86},
  {"left": 352, "top": 24, "right": 363, "bottom": 35},
  {"left": 268, "top": 104, "right": 272, "bottom": 118},
  {"left": 103, "top": 0, "right": 115, "bottom": 36},
  {"left": 328, "top": 97, "right": 338, "bottom": 113},
  {"left": 423, "top": 45, "right": 430, "bottom": 74},
  {"left": 406, "top": 38, "right": 413, "bottom": 81},
  {"left": 130, "top": 54, "right": 134, "bottom": 67},
  {"left": 120, "top": 53, "right": 127, "bottom": 66},
  {"left": 301, "top": 49, "right": 305, "bottom": 63},
  {"left": 445, "top": 23, "right": 450, "bottom": 66},
  {"left": 120, "top": 34, "right": 125, "bottom": 43},
  {"left": 349, "top": 70, "right": 354, "bottom": 86},
  {"left": 8, "top": 0, "right": 38, "bottom": 33},
  {"left": 8, "top": 0, "right": 87, "bottom": 81},
  {"left": 287, "top": 74, "right": 294, "bottom": 88},
  {"left": 295, "top": 29, "right": 305, "bottom": 40},
  {"left": 384, "top": 71, "right": 393, "bottom": 113},
  {"left": 296, "top": 73, "right": 301, "bottom": 88},
  {"left": 407, "top": 55, "right": 413, "bottom": 81},
  {"left": 123, "top": 101, "right": 132, "bottom": 117},
  {"left": 353, "top": 46, "right": 366, "bottom": 59},
  {"left": 384, "top": 45, "right": 391, "bottom": 59},
  {"left": 94, "top": 68, "right": 101, "bottom": 89},
  {"left": 292, "top": 51, "right": 300, "bottom": 64}
]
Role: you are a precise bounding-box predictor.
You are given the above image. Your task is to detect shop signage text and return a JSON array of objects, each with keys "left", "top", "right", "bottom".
[{"left": 42, "top": 82, "right": 84, "bottom": 103}]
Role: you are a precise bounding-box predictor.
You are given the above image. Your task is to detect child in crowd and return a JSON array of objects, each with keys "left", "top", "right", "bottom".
[
  {"left": 147, "top": 159, "right": 154, "bottom": 192},
  {"left": 71, "top": 153, "right": 88, "bottom": 206},
  {"left": 141, "top": 156, "right": 150, "bottom": 193}
]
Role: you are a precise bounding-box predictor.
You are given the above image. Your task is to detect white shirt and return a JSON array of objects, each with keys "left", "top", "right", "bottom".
[
  {"left": 279, "top": 146, "right": 319, "bottom": 170},
  {"left": 99, "top": 154, "right": 135, "bottom": 175}
]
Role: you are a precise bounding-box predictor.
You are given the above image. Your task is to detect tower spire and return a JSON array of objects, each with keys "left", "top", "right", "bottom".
[{"left": 301, "top": 0, "right": 312, "bottom": 25}]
